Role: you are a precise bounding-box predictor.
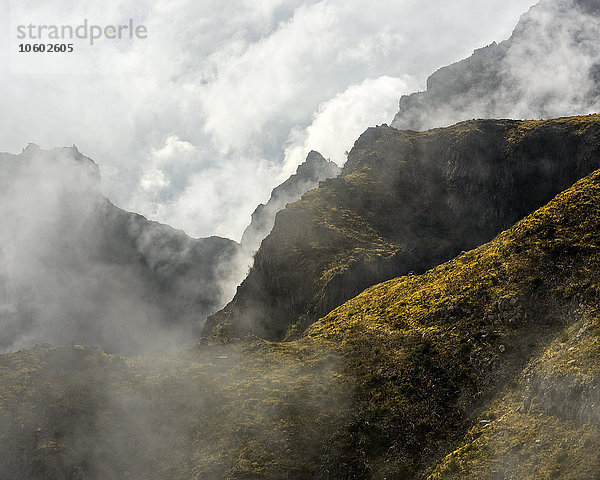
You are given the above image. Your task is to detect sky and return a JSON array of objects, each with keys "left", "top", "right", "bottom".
[{"left": 0, "top": 0, "right": 535, "bottom": 240}]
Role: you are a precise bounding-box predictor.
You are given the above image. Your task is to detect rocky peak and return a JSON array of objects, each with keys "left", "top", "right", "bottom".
[
  {"left": 296, "top": 150, "right": 336, "bottom": 176},
  {"left": 240, "top": 150, "right": 340, "bottom": 253}
]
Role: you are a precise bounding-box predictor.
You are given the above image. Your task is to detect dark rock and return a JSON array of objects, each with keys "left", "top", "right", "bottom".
[{"left": 240, "top": 150, "right": 340, "bottom": 253}]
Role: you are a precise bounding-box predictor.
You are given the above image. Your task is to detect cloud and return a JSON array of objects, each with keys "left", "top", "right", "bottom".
[
  {"left": 281, "top": 75, "right": 419, "bottom": 178},
  {"left": 0, "top": 0, "right": 534, "bottom": 239},
  {"left": 138, "top": 135, "right": 196, "bottom": 201},
  {"left": 500, "top": 0, "right": 600, "bottom": 119}
]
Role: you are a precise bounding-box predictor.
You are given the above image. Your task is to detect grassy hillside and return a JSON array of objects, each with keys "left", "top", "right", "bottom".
[
  {"left": 206, "top": 115, "right": 600, "bottom": 341},
  {"left": 305, "top": 165, "right": 600, "bottom": 477},
  {"left": 429, "top": 315, "right": 600, "bottom": 480},
  {"left": 2, "top": 152, "right": 600, "bottom": 478},
  {"left": 0, "top": 339, "right": 350, "bottom": 479}
]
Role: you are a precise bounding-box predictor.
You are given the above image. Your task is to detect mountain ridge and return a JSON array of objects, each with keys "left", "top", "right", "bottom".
[
  {"left": 204, "top": 115, "right": 600, "bottom": 341},
  {"left": 3, "top": 147, "right": 600, "bottom": 478},
  {"left": 0, "top": 144, "right": 345, "bottom": 354},
  {"left": 241, "top": 150, "right": 341, "bottom": 253},
  {"left": 0, "top": 144, "right": 243, "bottom": 354}
]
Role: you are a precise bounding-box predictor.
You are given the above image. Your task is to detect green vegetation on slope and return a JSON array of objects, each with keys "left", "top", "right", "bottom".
[
  {"left": 429, "top": 316, "right": 600, "bottom": 480},
  {"left": 304, "top": 167, "right": 600, "bottom": 476},
  {"left": 0, "top": 339, "right": 349, "bottom": 480}
]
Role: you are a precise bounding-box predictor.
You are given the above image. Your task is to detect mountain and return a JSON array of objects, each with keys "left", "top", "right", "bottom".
[
  {"left": 430, "top": 311, "right": 600, "bottom": 479},
  {"left": 0, "top": 144, "right": 242, "bottom": 354},
  {"left": 3, "top": 2, "right": 600, "bottom": 476},
  {"left": 204, "top": 115, "right": 600, "bottom": 341},
  {"left": 391, "top": 0, "right": 600, "bottom": 131},
  {"left": 303, "top": 166, "right": 600, "bottom": 478},
  {"left": 3, "top": 140, "right": 600, "bottom": 478},
  {"left": 0, "top": 145, "right": 342, "bottom": 354},
  {"left": 241, "top": 150, "right": 341, "bottom": 254}
]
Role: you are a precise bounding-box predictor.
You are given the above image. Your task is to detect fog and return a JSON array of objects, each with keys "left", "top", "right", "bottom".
[{"left": 0, "top": 145, "right": 245, "bottom": 354}]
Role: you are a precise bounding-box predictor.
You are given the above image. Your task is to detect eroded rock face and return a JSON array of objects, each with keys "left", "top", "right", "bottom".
[
  {"left": 391, "top": 0, "right": 600, "bottom": 131},
  {"left": 204, "top": 116, "right": 600, "bottom": 341},
  {"left": 0, "top": 145, "right": 241, "bottom": 354}
]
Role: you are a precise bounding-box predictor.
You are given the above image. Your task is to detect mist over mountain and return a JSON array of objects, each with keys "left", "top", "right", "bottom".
[
  {"left": 391, "top": 0, "right": 600, "bottom": 131},
  {"left": 4, "top": 116, "right": 600, "bottom": 479},
  {"left": 206, "top": 0, "right": 600, "bottom": 343},
  {"left": 3, "top": 1, "right": 600, "bottom": 479},
  {"left": 0, "top": 145, "right": 243, "bottom": 354},
  {"left": 241, "top": 151, "right": 341, "bottom": 254},
  {"left": 0, "top": 145, "right": 343, "bottom": 354}
]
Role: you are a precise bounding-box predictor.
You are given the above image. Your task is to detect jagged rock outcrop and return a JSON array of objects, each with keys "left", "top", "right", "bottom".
[
  {"left": 0, "top": 145, "right": 241, "bottom": 354},
  {"left": 204, "top": 115, "right": 600, "bottom": 341},
  {"left": 241, "top": 151, "right": 340, "bottom": 253},
  {"left": 392, "top": 0, "right": 600, "bottom": 131}
]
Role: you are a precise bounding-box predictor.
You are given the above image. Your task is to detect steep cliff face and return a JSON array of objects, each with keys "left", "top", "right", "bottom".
[
  {"left": 241, "top": 151, "right": 340, "bottom": 253},
  {"left": 0, "top": 145, "right": 241, "bottom": 354},
  {"left": 204, "top": 115, "right": 600, "bottom": 340},
  {"left": 391, "top": 0, "right": 600, "bottom": 131}
]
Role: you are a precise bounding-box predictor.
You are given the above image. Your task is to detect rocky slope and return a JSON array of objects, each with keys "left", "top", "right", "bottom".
[
  {"left": 204, "top": 115, "right": 600, "bottom": 341},
  {"left": 391, "top": 0, "right": 600, "bottom": 131},
  {"left": 241, "top": 151, "right": 340, "bottom": 254},
  {"left": 0, "top": 145, "right": 241, "bottom": 354},
  {"left": 304, "top": 166, "right": 600, "bottom": 477},
  {"left": 3, "top": 157, "right": 600, "bottom": 479},
  {"left": 429, "top": 316, "right": 600, "bottom": 479}
]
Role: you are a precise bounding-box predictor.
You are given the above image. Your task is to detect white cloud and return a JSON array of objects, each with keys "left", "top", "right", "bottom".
[
  {"left": 0, "top": 0, "right": 534, "bottom": 240},
  {"left": 281, "top": 75, "right": 419, "bottom": 178},
  {"left": 140, "top": 166, "right": 169, "bottom": 192},
  {"left": 139, "top": 134, "right": 196, "bottom": 198},
  {"left": 501, "top": 0, "right": 600, "bottom": 119}
]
